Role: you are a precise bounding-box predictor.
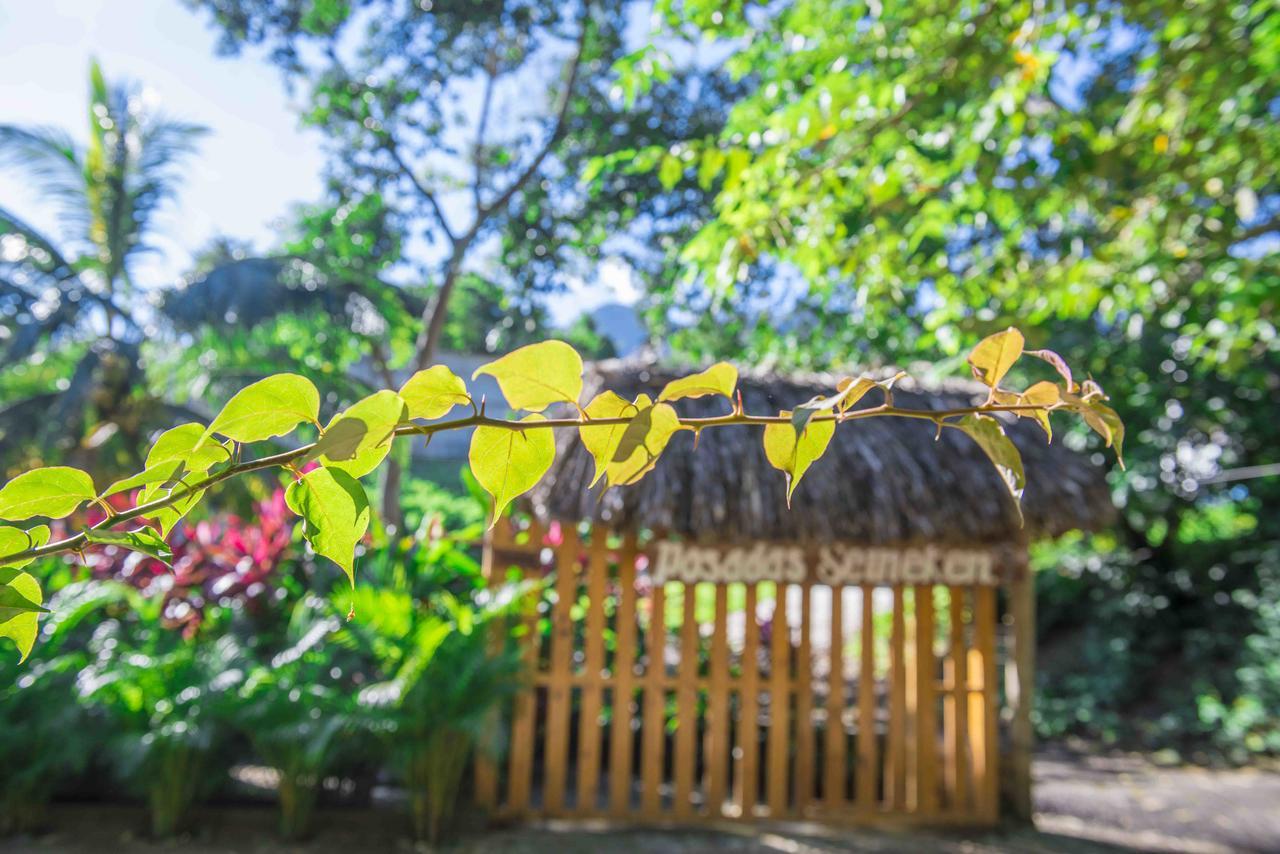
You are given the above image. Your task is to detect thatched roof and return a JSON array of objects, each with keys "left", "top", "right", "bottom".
[{"left": 527, "top": 360, "right": 1116, "bottom": 545}]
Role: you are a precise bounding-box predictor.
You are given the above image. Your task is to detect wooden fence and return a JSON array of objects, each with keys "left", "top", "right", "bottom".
[{"left": 474, "top": 517, "right": 1013, "bottom": 826}]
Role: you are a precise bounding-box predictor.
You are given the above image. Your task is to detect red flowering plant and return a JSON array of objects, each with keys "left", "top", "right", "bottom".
[{"left": 59, "top": 489, "right": 297, "bottom": 636}]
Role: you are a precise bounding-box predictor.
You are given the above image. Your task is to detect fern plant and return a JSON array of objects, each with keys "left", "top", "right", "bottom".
[{"left": 76, "top": 593, "right": 243, "bottom": 838}]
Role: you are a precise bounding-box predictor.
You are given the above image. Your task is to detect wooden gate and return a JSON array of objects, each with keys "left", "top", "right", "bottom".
[{"left": 474, "top": 517, "right": 1020, "bottom": 826}]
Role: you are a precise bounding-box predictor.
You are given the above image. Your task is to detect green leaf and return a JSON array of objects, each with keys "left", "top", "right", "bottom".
[
  {"left": 763, "top": 414, "right": 836, "bottom": 505},
  {"left": 967, "top": 327, "right": 1024, "bottom": 388},
  {"left": 952, "top": 414, "right": 1026, "bottom": 523},
  {"left": 85, "top": 527, "right": 174, "bottom": 566},
  {"left": 286, "top": 467, "right": 371, "bottom": 588},
  {"left": 469, "top": 415, "right": 556, "bottom": 523},
  {"left": 146, "top": 423, "right": 231, "bottom": 473},
  {"left": 400, "top": 365, "right": 472, "bottom": 420},
  {"left": 0, "top": 466, "right": 96, "bottom": 521},
  {"left": 606, "top": 396, "right": 682, "bottom": 486},
  {"left": 657, "top": 362, "right": 738, "bottom": 402},
  {"left": 0, "top": 568, "right": 44, "bottom": 662},
  {"left": 473, "top": 340, "right": 583, "bottom": 412},
  {"left": 0, "top": 525, "right": 50, "bottom": 570},
  {"left": 313, "top": 390, "right": 407, "bottom": 478},
  {"left": 659, "top": 152, "right": 683, "bottom": 189},
  {"left": 138, "top": 481, "right": 205, "bottom": 537},
  {"left": 102, "top": 460, "right": 188, "bottom": 499},
  {"left": 578, "top": 391, "right": 638, "bottom": 487},
  {"left": 203, "top": 373, "right": 321, "bottom": 445}
]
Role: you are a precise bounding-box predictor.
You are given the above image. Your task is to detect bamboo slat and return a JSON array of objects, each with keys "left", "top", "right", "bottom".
[
  {"left": 674, "top": 584, "right": 700, "bottom": 818},
  {"left": 973, "top": 585, "right": 999, "bottom": 822},
  {"left": 767, "top": 585, "right": 791, "bottom": 815},
  {"left": 944, "top": 589, "right": 969, "bottom": 811},
  {"left": 641, "top": 578, "right": 667, "bottom": 818},
  {"left": 856, "top": 586, "right": 877, "bottom": 811},
  {"left": 505, "top": 519, "right": 544, "bottom": 814},
  {"left": 824, "top": 586, "right": 845, "bottom": 806},
  {"left": 542, "top": 526, "right": 579, "bottom": 815},
  {"left": 608, "top": 534, "right": 639, "bottom": 816},
  {"left": 736, "top": 584, "right": 760, "bottom": 817},
  {"left": 704, "top": 584, "right": 730, "bottom": 817},
  {"left": 887, "top": 586, "right": 907, "bottom": 811},
  {"left": 793, "top": 584, "right": 814, "bottom": 814},
  {"left": 575, "top": 531, "right": 608, "bottom": 814},
  {"left": 914, "top": 585, "right": 938, "bottom": 815}
]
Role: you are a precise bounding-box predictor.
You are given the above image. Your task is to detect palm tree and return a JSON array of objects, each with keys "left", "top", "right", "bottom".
[{"left": 0, "top": 60, "right": 206, "bottom": 468}]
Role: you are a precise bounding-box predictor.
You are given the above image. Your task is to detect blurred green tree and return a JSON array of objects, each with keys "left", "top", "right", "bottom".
[
  {"left": 0, "top": 61, "right": 206, "bottom": 473},
  {"left": 614, "top": 0, "right": 1278, "bottom": 750}
]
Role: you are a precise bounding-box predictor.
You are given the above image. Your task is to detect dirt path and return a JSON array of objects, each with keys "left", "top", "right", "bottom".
[
  {"left": 1034, "top": 751, "right": 1280, "bottom": 853},
  {"left": 7, "top": 752, "right": 1279, "bottom": 853}
]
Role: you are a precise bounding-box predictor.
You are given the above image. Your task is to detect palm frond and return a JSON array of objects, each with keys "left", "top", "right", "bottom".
[{"left": 0, "top": 125, "right": 89, "bottom": 239}]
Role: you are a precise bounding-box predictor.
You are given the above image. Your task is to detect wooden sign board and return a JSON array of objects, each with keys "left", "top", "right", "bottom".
[{"left": 652, "top": 540, "right": 1019, "bottom": 586}]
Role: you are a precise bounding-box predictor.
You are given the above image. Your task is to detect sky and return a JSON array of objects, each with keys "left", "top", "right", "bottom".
[
  {"left": 0, "top": 0, "right": 327, "bottom": 285},
  {"left": 0, "top": 0, "right": 637, "bottom": 325}
]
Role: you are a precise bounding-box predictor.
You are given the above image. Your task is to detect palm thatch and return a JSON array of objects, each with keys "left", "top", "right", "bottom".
[{"left": 528, "top": 359, "right": 1116, "bottom": 545}]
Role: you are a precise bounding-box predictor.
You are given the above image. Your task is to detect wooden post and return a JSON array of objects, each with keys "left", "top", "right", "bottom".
[
  {"left": 971, "top": 585, "right": 999, "bottom": 823},
  {"left": 856, "top": 587, "right": 877, "bottom": 812},
  {"left": 767, "top": 584, "right": 791, "bottom": 816},
  {"left": 543, "top": 526, "right": 580, "bottom": 815},
  {"left": 736, "top": 584, "right": 760, "bottom": 817},
  {"left": 705, "top": 583, "right": 730, "bottom": 816},
  {"left": 575, "top": 530, "right": 608, "bottom": 814},
  {"left": 608, "top": 533, "right": 639, "bottom": 816},
  {"left": 914, "top": 585, "right": 938, "bottom": 815},
  {"left": 793, "top": 584, "right": 814, "bottom": 814},
  {"left": 674, "top": 583, "right": 699, "bottom": 818},
  {"left": 943, "top": 588, "right": 969, "bottom": 812},
  {"left": 641, "top": 576, "right": 667, "bottom": 818},
  {"left": 1008, "top": 549, "right": 1036, "bottom": 821},
  {"left": 887, "top": 586, "right": 908, "bottom": 811},
  {"left": 824, "top": 585, "right": 845, "bottom": 807}
]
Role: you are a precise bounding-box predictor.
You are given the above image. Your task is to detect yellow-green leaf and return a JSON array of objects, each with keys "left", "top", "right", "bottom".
[
  {"left": 0, "top": 467, "right": 96, "bottom": 521},
  {"left": 763, "top": 414, "right": 836, "bottom": 505},
  {"left": 286, "top": 467, "right": 370, "bottom": 588},
  {"left": 85, "top": 528, "right": 173, "bottom": 565},
  {"left": 400, "top": 365, "right": 471, "bottom": 420},
  {"left": 606, "top": 398, "right": 682, "bottom": 486},
  {"left": 203, "top": 373, "right": 320, "bottom": 445},
  {"left": 102, "top": 460, "right": 187, "bottom": 499},
  {"left": 578, "top": 390, "right": 638, "bottom": 487},
  {"left": 967, "top": 327, "right": 1024, "bottom": 388},
  {"left": 834, "top": 376, "right": 879, "bottom": 411},
  {"left": 470, "top": 414, "right": 556, "bottom": 523},
  {"left": 473, "top": 341, "right": 583, "bottom": 412},
  {"left": 146, "top": 423, "right": 231, "bottom": 473},
  {"left": 1026, "top": 349, "right": 1073, "bottom": 390},
  {"left": 1021, "top": 380, "right": 1060, "bottom": 441},
  {"left": 0, "top": 568, "right": 45, "bottom": 662},
  {"left": 315, "top": 390, "right": 407, "bottom": 478},
  {"left": 0, "top": 525, "right": 51, "bottom": 570},
  {"left": 658, "top": 362, "right": 737, "bottom": 402},
  {"left": 953, "top": 414, "right": 1026, "bottom": 523}
]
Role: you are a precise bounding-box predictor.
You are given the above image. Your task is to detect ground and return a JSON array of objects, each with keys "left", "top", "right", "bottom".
[{"left": 9, "top": 752, "right": 1280, "bottom": 853}]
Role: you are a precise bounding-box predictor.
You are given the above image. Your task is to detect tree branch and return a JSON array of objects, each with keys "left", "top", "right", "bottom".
[
  {"left": 411, "top": 13, "right": 591, "bottom": 371},
  {"left": 0, "top": 398, "right": 1059, "bottom": 568},
  {"left": 384, "top": 137, "right": 457, "bottom": 245}
]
